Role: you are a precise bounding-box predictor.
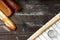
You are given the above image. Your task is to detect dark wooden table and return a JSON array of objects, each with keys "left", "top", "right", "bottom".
[{"left": 0, "top": 0, "right": 60, "bottom": 40}]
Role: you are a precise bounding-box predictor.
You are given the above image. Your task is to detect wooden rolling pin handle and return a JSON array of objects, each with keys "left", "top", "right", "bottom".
[
  {"left": 5, "top": 0, "right": 21, "bottom": 11},
  {"left": 0, "top": 0, "right": 12, "bottom": 17},
  {"left": 0, "top": 10, "right": 16, "bottom": 31}
]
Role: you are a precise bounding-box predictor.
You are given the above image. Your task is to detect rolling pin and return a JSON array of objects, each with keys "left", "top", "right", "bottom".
[
  {"left": 0, "top": 0, "right": 21, "bottom": 30},
  {"left": 0, "top": 0, "right": 12, "bottom": 17},
  {"left": 3, "top": 0, "right": 21, "bottom": 11},
  {"left": 0, "top": 10, "right": 16, "bottom": 31},
  {"left": 0, "top": 0, "right": 21, "bottom": 17}
]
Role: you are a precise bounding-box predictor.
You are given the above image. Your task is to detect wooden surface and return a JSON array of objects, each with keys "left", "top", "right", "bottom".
[
  {"left": 28, "top": 13, "right": 60, "bottom": 40},
  {"left": 0, "top": 14, "right": 53, "bottom": 40},
  {"left": 0, "top": 0, "right": 60, "bottom": 40}
]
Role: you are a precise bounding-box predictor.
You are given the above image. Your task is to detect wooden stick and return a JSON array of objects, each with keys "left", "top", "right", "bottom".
[
  {"left": 5, "top": 0, "right": 21, "bottom": 11},
  {"left": 0, "top": 0, "right": 12, "bottom": 17},
  {"left": 0, "top": 10, "right": 16, "bottom": 31},
  {"left": 27, "top": 13, "right": 60, "bottom": 40}
]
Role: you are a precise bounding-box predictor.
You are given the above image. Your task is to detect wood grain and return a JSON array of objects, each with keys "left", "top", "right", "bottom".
[
  {"left": 28, "top": 13, "right": 60, "bottom": 40},
  {"left": 0, "top": 10, "right": 16, "bottom": 31}
]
